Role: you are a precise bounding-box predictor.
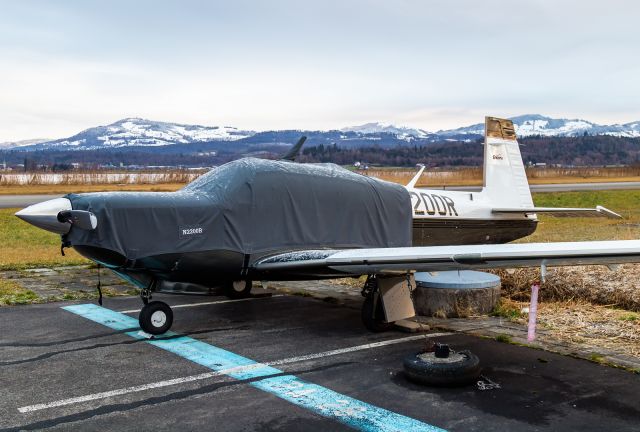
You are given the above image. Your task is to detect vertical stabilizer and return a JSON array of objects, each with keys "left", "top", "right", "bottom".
[{"left": 482, "top": 116, "right": 533, "bottom": 208}]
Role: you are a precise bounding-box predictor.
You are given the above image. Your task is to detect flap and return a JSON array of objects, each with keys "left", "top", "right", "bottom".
[{"left": 492, "top": 205, "right": 622, "bottom": 219}]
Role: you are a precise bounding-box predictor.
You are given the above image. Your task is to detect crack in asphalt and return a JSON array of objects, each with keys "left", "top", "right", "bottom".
[
  {"left": 0, "top": 329, "right": 136, "bottom": 348},
  {"left": 0, "top": 326, "right": 250, "bottom": 366}
]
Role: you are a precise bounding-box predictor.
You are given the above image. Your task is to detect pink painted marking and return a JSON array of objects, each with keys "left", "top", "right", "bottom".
[{"left": 527, "top": 284, "right": 540, "bottom": 342}]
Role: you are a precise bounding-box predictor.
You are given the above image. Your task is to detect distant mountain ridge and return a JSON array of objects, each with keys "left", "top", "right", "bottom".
[
  {"left": 341, "top": 122, "right": 430, "bottom": 139},
  {"left": 21, "top": 118, "right": 254, "bottom": 150},
  {"left": 0, "top": 138, "right": 52, "bottom": 149},
  {"left": 6, "top": 114, "right": 640, "bottom": 151},
  {"left": 440, "top": 114, "right": 640, "bottom": 139}
]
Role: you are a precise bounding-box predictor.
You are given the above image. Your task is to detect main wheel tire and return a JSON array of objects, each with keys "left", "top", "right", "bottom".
[
  {"left": 403, "top": 350, "right": 481, "bottom": 387},
  {"left": 139, "top": 301, "right": 173, "bottom": 335},
  {"left": 361, "top": 293, "right": 394, "bottom": 332},
  {"left": 224, "top": 279, "right": 253, "bottom": 299}
]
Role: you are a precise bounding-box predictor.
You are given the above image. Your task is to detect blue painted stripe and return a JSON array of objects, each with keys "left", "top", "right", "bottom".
[
  {"left": 64, "top": 304, "right": 139, "bottom": 331},
  {"left": 63, "top": 304, "right": 446, "bottom": 432},
  {"left": 147, "top": 336, "right": 280, "bottom": 380},
  {"left": 253, "top": 375, "right": 444, "bottom": 432}
]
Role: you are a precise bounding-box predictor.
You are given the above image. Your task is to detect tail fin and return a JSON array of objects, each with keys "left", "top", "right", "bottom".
[{"left": 482, "top": 116, "right": 533, "bottom": 208}]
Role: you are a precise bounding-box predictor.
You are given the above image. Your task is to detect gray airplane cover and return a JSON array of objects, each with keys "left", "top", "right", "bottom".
[{"left": 64, "top": 158, "right": 412, "bottom": 260}]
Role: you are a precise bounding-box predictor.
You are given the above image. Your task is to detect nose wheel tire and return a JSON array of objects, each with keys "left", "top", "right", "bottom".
[
  {"left": 139, "top": 301, "right": 173, "bottom": 335},
  {"left": 224, "top": 279, "right": 252, "bottom": 299}
]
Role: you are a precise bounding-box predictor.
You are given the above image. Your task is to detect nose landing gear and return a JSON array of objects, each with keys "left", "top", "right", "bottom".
[
  {"left": 139, "top": 301, "right": 174, "bottom": 335},
  {"left": 138, "top": 280, "right": 173, "bottom": 335}
]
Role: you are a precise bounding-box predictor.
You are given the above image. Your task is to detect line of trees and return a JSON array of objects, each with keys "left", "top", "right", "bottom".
[
  {"left": 299, "top": 136, "right": 640, "bottom": 167},
  {"left": 2, "top": 135, "right": 639, "bottom": 169}
]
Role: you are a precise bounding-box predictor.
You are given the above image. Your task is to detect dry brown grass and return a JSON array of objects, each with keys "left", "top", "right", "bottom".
[
  {"left": 2, "top": 166, "right": 639, "bottom": 194},
  {"left": 328, "top": 276, "right": 367, "bottom": 289},
  {"left": 365, "top": 166, "right": 640, "bottom": 187},
  {"left": 540, "top": 301, "right": 640, "bottom": 358},
  {"left": 0, "top": 183, "right": 184, "bottom": 195},
  {"left": 0, "top": 278, "right": 39, "bottom": 305},
  {"left": 495, "top": 297, "right": 640, "bottom": 358},
  {"left": 0, "top": 170, "right": 199, "bottom": 194},
  {"left": 0, "top": 171, "right": 199, "bottom": 185},
  {"left": 492, "top": 265, "right": 640, "bottom": 312}
]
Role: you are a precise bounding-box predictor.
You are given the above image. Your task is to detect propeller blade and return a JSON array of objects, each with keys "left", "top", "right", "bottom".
[{"left": 281, "top": 136, "right": 307, "bottom": 162}]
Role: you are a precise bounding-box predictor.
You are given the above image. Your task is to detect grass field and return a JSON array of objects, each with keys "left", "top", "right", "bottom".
[
  {"left": 522, "top": 190, "right": 640, "bottom": 242},
  {"left": 0, "top": 208, "right": 89, "bottom": 270},
  {"left": 0, "top": 183, "right": 184, "bottom": 195}
]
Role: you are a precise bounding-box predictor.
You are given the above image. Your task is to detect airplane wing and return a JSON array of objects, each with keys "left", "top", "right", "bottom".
[
  {"left": 254, "top": 240, "right": 640, "bottom": 275},
  {"left": 492, "top": 206, "right": 621, "bottom": 219}
]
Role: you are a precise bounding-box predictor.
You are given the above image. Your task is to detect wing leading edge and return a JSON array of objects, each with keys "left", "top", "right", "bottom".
[{"left": 255, "top": 240, "right": 640, "bottom": 275}]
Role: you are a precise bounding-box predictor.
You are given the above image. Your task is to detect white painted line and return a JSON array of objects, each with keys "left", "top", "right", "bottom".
[
  {"left": 268, "top": 332, "right": 452, "bottom": 366},
  {"left": 18, "top": 372, "right": 230, "bottom": 413},
  {"left": 18, "top": 332, "right": 452, "bottom": 413},
  {"left": 119, "top": 295, "right": 283, "bottom": 314}
]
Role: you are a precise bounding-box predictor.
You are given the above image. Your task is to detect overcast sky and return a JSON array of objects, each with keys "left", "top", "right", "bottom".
[{"left": 1, "top": 0, "right": 639, "bottom": 142}]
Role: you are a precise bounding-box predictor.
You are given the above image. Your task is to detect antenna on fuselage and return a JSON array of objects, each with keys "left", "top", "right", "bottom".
[{"left": 281, "top": 136, "right": 307, "bottom": 162}]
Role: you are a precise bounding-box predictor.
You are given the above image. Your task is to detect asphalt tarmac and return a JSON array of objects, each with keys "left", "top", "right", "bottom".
[
  {"left": 3, "top": 182, "right": 640, "bottom": 208},
  {"left": 1, "top": 293, "right": 639, "bottom": 431}
]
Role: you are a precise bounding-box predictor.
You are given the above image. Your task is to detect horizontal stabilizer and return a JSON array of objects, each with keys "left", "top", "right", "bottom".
[
  {"left": 406, "top": 165, "right": 426, "bottom": 189},
  {"left": 492, "top": 206, "right": 622, "bottom": 219}
]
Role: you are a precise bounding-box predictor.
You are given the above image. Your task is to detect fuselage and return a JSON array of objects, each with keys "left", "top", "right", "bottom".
[
  {"left": 69, "top": 184, "right": 537, "bottom": 291},
  {"left": 407, "top": 186, "right": 537, "bottom": 246},
  {"left": 15, "top": 159, "right": 537, "bottom": 293}
]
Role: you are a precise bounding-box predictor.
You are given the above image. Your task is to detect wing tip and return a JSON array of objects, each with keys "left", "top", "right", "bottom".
[{"left": 596, "top": 205, "right": 623, "bottom": 219}]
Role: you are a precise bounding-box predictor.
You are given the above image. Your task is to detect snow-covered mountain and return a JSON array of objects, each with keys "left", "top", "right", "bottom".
[
  {"left": 6, "top": 114, "right": 640, "bottom": 151},
  {"left": 341, "top": 122, "right": 430, "bottom": 139},
  {"left": 0, "top": 138, "right": 52, "bottom": 149},
  {"left": 438, "top": 114, "right": 640, "bottom": 138},
  {"left": 26, "top": 118, "right": 254, "bottom": 150}
]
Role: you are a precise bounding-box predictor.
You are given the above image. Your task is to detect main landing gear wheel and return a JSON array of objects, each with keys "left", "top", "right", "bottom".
[
  {"left": 224, "top": 279, "right": 253, "bottom": 299},
  {"left": 139, "top": 301, "right": 173, "bottom": 335},
  {"left": 362, "top": 294, "right": 394, "bottom": 332},
  {"left": 361, "top": 277, "right": 393, "bottom": 332}
]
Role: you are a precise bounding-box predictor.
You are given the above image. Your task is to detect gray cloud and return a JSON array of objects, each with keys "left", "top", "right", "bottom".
[{"left": 1, "top": 0, "right": 639, "bottom": 141}]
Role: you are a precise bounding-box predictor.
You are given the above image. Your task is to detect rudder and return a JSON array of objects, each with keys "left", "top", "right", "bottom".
[{"left": 482, "top": 116, "right": 533, "bottom": 208}]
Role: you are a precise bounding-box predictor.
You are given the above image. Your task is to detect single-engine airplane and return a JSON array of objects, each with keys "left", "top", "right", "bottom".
[{"left": 15, "top": 117, "right": 640, "bottom": 335}]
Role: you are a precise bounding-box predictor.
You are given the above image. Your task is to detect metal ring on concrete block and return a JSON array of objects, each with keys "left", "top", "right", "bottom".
[{"left": 413, "top": 271, "right": 501, "bottom": 318}]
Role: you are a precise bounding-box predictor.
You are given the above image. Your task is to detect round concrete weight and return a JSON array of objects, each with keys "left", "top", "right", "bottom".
[{"left": 413, "top": 271, "right": 501, "bottom": 318}]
